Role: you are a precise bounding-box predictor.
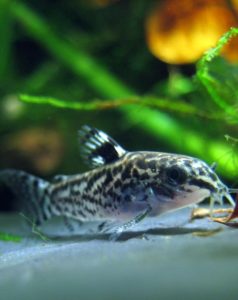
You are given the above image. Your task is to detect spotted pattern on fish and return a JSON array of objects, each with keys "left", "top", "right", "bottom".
[{"left": 0, "top": 125, "right": 236, "bottom": 237}]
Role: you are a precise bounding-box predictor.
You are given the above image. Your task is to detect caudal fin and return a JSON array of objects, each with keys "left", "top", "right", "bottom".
[{"left": 0, "top": 169, "right": 52, "bottom": 226}]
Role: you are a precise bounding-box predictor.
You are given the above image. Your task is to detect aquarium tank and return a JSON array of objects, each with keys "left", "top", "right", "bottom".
[{"left": 1, "top": 1, "right": 238, "bottom": 299}]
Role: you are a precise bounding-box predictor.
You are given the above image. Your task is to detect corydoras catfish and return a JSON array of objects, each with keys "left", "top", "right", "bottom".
[{"left": 0, "top": 125, "right": 236, "bottom": 238}]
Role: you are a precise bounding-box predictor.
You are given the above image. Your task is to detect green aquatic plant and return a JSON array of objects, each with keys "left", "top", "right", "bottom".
[
  {"left": 0, "top": 232, "right": 21, "bottom": 243},
  {"left": 19, "top": 94, "right": 222, "bottom": 119},
  {"left": 0, "top": 1, "right": 238, "bottom": 182},
  {"left": 196, "top": 27, "right": 238, "bottom": 122},
  {"left": 19, "top": 213, "right": 50, "bottom": 242}
]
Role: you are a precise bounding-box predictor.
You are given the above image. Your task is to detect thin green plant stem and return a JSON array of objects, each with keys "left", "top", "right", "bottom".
[
  {"left": 198, "top": 27, "right": 238, "bottom": 64},
  {"left": 19, "top": 94, "right": 223, "bottom": 120},
  {"left": 19, "top": 212, "right": 50, "bottom": 242}
]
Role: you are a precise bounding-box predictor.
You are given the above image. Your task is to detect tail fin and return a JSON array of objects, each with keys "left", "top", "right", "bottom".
[{"left": 0, "top": 169, "right": 52, "bottom": 226}]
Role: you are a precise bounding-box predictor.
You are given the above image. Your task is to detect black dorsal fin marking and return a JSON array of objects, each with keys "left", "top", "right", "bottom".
[{"left": 78, "top": 125, "right": 126, "bottom": 168}]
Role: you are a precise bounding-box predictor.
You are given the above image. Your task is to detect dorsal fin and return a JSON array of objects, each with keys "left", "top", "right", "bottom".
[
  {"left": 210, "top": 162, "right": 217, "bottom": 171},
  {"left": 78, "top": 125, "right": 126, "bottom": 168}
]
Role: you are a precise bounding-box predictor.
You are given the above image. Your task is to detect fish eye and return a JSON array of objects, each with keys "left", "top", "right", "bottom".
[{"left": 165, "top": 166, "right": 187, "bottom": 185}]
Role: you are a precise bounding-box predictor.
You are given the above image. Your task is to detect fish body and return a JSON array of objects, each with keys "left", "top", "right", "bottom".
[{"left": 0, "top": 125, "right": 235, "bottom": 236}]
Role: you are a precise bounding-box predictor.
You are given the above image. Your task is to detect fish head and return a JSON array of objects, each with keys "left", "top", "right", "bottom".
[{"left": 146, "top": 154, "right": 234, "bottom": 214}]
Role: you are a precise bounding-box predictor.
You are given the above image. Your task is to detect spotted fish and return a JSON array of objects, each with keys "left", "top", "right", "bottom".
[{"left": 0, "top": 125, "right": 236, "bottom": 238}]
